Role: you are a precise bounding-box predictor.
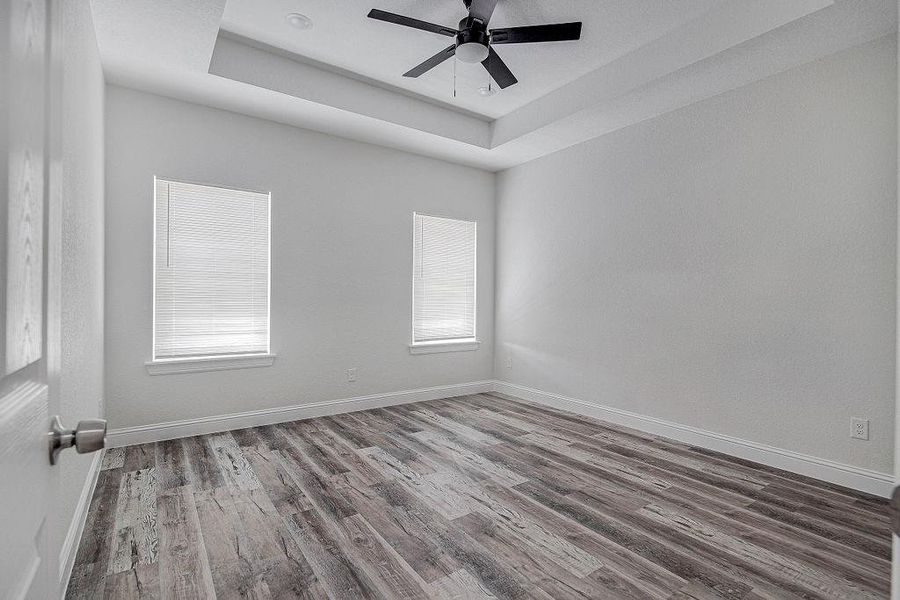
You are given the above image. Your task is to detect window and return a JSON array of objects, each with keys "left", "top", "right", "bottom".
[
  {"left": 151, "top": 178, "right": 271, "bottom": 370},
  {"left": 411, "top": 213, "right": 478, "bottom": 352}
]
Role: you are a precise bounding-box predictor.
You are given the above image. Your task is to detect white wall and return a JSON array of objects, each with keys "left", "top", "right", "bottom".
[
  {"left": 105, "top": 86, "right": 495, "bottom": 429},
  {"left": 495, "top": 35, "right": 897, "bottom": 475},
  {"left": 56, "top": 0, "right": 105, "bottom": 582}
]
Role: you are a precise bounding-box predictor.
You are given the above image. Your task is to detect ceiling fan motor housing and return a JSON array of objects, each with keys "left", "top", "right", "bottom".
[{"left": 455, "top": 17, "right": 490, "bottom": 63}]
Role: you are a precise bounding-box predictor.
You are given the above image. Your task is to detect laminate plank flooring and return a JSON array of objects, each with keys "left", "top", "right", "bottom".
[{"left": 67, "top": 393, "right": 891, "bottom": 599}]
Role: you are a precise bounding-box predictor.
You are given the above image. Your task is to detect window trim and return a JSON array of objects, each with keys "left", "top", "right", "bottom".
[
  {"left": 408, "top": 339, "right": 481, "bottom": 355},
  {"left": 410, "top": 212, "right": 478, "bottom": 350},
  {"left": 151, "top": 176, "right": 273, "bottom": 366},
  {"left": 146, "top": 353, "right": 276, "bottom": 375}
]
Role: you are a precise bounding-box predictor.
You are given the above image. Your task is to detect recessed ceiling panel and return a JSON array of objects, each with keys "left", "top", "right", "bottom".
[{"left": 220, "top": 0, "right": 729, "bottom": 119}]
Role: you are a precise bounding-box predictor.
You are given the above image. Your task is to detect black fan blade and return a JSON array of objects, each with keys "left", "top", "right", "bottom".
[
  {"left": 467, "top": 0, "right": 499, "bottom": 25},
  {"left": 367, "top": 9, "right": 456, "bottom": 37},
  {"left": 481, "top": 47, "right": 517, "bottom": 88},
  {"left": 490, "top": 22, "right": 582, "bottom": 44},
  {"left": 404, "top": 45, "right": 456, "bottom": 78}
]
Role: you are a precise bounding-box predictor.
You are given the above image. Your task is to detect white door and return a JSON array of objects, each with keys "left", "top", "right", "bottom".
[{"left": 0, "top": 0, "right": 63, "bottom": 597}]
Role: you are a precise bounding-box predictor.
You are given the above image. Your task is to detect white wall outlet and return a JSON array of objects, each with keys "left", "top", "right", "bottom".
[
  {"left": 347, "top": 368, "right": 357, "bottom": 382},
  {"left": 505, "top": 356, "right": 512, "bottom": 369},
  {"left": 850, "top": 417, "right": 869, "bottom": 440}
]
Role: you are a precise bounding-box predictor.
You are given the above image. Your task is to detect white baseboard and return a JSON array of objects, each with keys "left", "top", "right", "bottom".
[
  {"left": 106, "top": 380, "right": 494, "bottom": 447},
  {"left": 103, "top": 377, "right": 892, "bottom": 498},
  {"left": 58, "top": 449, "right": 104, "bottom": 597},
  {"left": 493, "top": 380, "right": 893, "bottom": 498}
]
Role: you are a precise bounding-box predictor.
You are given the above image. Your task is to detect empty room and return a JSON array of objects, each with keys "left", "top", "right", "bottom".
[{"left": 2, "top": 0, "right": 899, "bottom": 598}]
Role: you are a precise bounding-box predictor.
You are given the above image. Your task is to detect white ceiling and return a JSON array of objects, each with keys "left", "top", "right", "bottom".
[
  {"left": 90, "top": 0, "right": 897, "bottom": 171},
  {"left": 220, "top": 0, "right": 727, "bottom": 119}
]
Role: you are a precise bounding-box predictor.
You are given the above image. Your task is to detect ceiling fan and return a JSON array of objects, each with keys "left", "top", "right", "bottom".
[{"left": 367, "top": 0, "right": 582, "bottom": 89}]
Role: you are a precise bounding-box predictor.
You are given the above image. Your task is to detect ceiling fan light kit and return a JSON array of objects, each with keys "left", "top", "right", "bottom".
[
  {"left": 455, "top": 22, "right": 490, "bottom": 63},
  {"left": 367, "top": 0, "right": 582, "bottom": 90}
]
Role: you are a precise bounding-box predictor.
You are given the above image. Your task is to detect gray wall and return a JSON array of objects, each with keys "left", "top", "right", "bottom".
[
  {"left": 494, "top": 35, "right": 897, "bottom": 475},
  {"left": 105, "top": 86, "right": 495, "bottom": 429},
  {"left": 56, "top": 0, "right": 105, "bottom": 577}
]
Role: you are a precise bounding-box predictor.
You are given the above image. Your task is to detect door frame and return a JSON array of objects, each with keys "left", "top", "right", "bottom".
[
  {"left": 46, "top": 0, "right": 65, "bottom": 589},
  {"left": 893, "top": 3, "right": 900, "bottom": 595}
]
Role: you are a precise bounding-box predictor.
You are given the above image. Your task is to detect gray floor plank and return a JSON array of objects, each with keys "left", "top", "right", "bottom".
[
  {"left": 157, "top": 485, "right": 217, "bottom": 600},
  {"left": 102, "top": 447, "right": 126, "bottom": 471},
  {"left": 102, "top": 563, "right": 160, "bottom": 600},
  {"left": 336, "top": 472, "right": 462, "bottom": 583},
  {"left": 284, "top": 508, "right": 380, "bottom": 599},
  {"left": 154, "top": 439, "right": 190, "bottom": 492},
  {"left": 207, "top": 432, "right": 262, "bottom": 492},
  {"left": 428, "top": 570, "right": 497, "bottom": 600},
  {"left": 108, "top": 468, "right": 159, "bottom": 575},
  {"left": 333, "top": 513, "right": 432, "bottom": 599},
  {"left": 180, "top": 436, "right": 225, "bottom": 491}
]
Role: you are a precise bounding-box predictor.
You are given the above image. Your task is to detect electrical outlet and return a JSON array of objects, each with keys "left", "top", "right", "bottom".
[
  {"left": 505, "top": 356, "right": 512, "bottom": 369},
  {"left": 347, "top": 368, "right": 357, "bottom": 382},
  {"left": 850, "top": 417, "right": 869, "bottom": 440}
]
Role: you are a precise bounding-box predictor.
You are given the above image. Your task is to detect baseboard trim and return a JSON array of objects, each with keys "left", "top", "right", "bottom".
[
  {"left": 106, "top": 380, "right": 494, "bottom": 447},
  {"left": 103, "top": 378, "right": 892, "bottom": 498},
  {"left": 58, "top": 449, "right": 104, "bottom": 597},
  {"left": 492, "top": 380, "right": 893, "bottom": 498}
]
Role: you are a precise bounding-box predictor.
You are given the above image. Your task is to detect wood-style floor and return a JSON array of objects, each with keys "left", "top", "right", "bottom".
[{"left": 66, "top": 393, "right": 891, "bottom": 599}]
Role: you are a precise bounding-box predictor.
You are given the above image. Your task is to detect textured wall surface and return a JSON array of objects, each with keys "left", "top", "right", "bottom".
[
  {"left": 105, "top": 86, "right": 495, "bottom": 428},
  {"left": 55, "top": 0, "right": 106, "bottom": 577},
  {"left": 495, "top": 36, "right": 897, "bottom": 474}
]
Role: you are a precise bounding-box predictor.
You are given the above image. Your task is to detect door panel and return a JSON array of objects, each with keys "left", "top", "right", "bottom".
[
  {"left": 0, "top": 383, "right": 51, "bottom": 599},
  {"left": 4, "top": 0, "right": 45, "bottom": 374}
]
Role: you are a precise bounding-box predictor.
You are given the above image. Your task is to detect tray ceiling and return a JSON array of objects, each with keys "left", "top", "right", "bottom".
[
  {"left": 90, "top": 0, "right": 896, "bottom": 171},
  {"left": 220, "top": 0, "right": 727, "bottom": 120}
]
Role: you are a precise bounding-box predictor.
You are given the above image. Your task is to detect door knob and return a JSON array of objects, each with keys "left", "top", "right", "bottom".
[{"left": 49, "top": 416, "right": 107, "bottom": 465}]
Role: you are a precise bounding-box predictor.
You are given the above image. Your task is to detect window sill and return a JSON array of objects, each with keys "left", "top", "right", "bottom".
[
  {"left": 409, "top": 340, "right": 481, "bottom": 355},
  {"left": 146, "top": 353, "right": 276, "bottom": 375}
]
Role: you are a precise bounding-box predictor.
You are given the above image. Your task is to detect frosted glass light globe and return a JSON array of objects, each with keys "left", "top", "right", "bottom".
[{"left": 456, "top": 42, "right": 488, "bottom": 63}]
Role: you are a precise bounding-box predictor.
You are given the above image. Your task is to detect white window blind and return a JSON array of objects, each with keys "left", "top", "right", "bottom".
[
  {"left": 413, "top": 213, "right": 476, "bottom": 343},
  {"left": 153, "top": 178, "right": 270, "bottom": 360}
]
